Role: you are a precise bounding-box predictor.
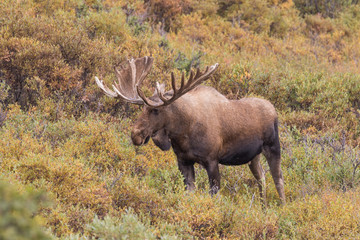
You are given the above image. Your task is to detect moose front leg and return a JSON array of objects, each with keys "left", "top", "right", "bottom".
[
  {"left": 177, "top": 161, "right": 195, "bottom": 191},
  {"left": 205, "top": 161, "right": 220, "bottom": 195}
]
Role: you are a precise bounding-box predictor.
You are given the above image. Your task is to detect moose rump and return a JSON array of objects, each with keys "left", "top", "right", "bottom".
[{"left": 218, "top": 98, "right": 281, "bottom": 166}]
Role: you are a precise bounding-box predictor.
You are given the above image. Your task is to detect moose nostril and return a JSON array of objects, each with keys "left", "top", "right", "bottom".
[{"left": 132, "top": 135, "right": 143, "bottom": 146}]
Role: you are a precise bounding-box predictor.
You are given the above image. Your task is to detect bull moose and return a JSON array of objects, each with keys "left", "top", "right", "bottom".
[{"left": 95, "top": 56, "right": 285, "bottom": 204}]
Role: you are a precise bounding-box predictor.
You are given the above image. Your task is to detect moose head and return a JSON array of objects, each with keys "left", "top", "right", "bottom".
[
  {"left": 96, "top": 56, "right": 285, "bottom": 205},
  {"left": 96, "top": 56, "right": 218, "bottom": 149}
]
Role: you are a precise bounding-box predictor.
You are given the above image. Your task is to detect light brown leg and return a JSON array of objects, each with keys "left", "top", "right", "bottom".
[
  {"left": 248, "top": 154, "right": 266, "bottom": 207},
  {"left": 264, "top": 147, "right": 286, "bottom": 204}
]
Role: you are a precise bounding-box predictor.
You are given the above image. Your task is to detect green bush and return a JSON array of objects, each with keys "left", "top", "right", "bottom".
[
  {"left": 0, "top": 181, "right": 52, "bottom": 240},
  {"left": 85, "top": 210, "right": 157, "bottom": 240}
]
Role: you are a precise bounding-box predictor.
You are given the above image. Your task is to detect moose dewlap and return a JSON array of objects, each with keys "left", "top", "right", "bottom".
[{"left": 96, "top": 56, "right": 285, "bottom": 205}]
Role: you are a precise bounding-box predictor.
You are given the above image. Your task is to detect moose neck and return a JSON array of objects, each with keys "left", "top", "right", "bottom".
[{"left": 162, "top": 101, "right": 192, "bottom": 139}]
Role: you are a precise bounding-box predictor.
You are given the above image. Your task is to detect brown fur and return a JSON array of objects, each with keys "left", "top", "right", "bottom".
[{"left": 131, "top": 85, "right": 285, "bottom": 205}]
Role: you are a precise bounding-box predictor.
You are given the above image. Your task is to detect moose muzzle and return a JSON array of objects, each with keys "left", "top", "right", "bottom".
[{"left": 131, "top": 129, "right": 150, "bottom": 146}]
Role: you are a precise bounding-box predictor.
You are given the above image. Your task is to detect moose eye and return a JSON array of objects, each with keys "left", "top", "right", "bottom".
[{"left": 151, "top": 108, "right": 159, "bottom": 115}]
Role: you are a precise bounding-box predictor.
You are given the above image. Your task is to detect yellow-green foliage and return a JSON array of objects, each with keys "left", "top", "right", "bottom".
[
  {"left": 278, "top": 190, "right": 360, "bottom": 239},
  {"left": 0, "top": 181, "right": 52, "bottom": 240},
  {"left": 1, "top": 105, "right": 360, "bottom": 239},
  {"left": 1, "top": 0, "right": 360, "bottom": 239}
]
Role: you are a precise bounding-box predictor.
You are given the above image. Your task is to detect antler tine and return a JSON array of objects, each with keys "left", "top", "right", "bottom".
[
  {"left": 194, "top": 68, "right": 201, "bottom": 79},
  {"left": 171, "top": 72, "right": 177, "bottom": 96},
  {"left": 183, "top": 70, "right": 194, "bottom": 89},
  {"left": 95, "top": 76, "right": 118, "bottom": 98},
  {"left": 180, "top": 72, "right": 185, "bottom": 91},
  {"left": 136, "top": 86, "right": 159, "bottom": 106},
  {"left": 156, "top": 82, "right": 168, "bottom": 103},
  {"left": 187, "top": 68, "right": 202, "bottom": 89}
]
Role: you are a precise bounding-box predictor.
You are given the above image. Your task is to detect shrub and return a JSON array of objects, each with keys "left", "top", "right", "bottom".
[
  {"left": 0, "top": 181, "right": 52, "bottom": 240},
  {"left": 305, "top": 14, "right": 334, "bottom": 35},
  {"left": 145, "top": 0, "right": 192, "bottom": 32},
  {"left": 86, "top": 210, "right": 157, "bottom": 240},
  {"left": 294, "top": 0, "right": 355, "bottom": 18},
  {"left": 278, "top": 190, "right": 360, "bottom": 239}
]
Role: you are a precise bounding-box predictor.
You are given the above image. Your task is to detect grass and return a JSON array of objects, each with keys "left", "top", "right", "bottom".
[{"left": 0, "top": 106, "right": 359, "bottom": 239}]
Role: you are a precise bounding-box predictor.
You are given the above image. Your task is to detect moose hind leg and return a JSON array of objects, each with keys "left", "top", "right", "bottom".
[
  {"left": 205, "top": 160, "right": 221, "bottom": 195},
  {"left": 248, "top": 154, "right": 266, "bottom": 207},
  {"left": 263, "top": 141, "right": 285, "bottom": 204}
]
